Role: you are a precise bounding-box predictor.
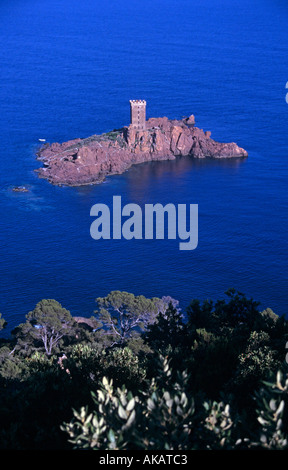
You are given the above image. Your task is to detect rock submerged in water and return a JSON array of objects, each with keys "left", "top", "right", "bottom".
[
  {"left": 12, "top": 186, "right": 29, "bottom": 192},
  {"left": 35, "top": 115, "right": 248, "bottom": 187}
]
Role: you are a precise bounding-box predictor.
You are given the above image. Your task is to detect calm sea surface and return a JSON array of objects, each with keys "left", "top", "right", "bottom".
[{"left": 0, "top": 0, "right": 288, "bottom": 333}]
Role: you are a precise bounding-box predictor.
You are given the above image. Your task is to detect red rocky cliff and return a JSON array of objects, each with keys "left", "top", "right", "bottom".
[{"left": 36, "top": 115, "right": 248, "bottom": 186}]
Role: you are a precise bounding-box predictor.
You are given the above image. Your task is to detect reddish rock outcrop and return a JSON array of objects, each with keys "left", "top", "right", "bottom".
[{"left": 35, "top": 115, "right": 248, "bottom": 186}]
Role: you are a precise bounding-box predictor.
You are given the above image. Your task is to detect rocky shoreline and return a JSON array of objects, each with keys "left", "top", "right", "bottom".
[{"left": 35, "top": 115, "right": 248, "bottom": 187}]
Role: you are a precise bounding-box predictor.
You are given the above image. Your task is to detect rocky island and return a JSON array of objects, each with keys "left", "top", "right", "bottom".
[
  {"left": 12, "top": 186, "right": 29, "bottom": 193},
  {"left": 35, "top": 101, "right": 248, "bottom": 187}
]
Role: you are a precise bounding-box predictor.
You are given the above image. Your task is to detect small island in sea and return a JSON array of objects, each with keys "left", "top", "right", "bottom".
[
  {"left": 35, "top": 100, "right": 248, "bottom": 187},
  {"left": 12, "top": 186, "right": 29, "bottom": 193}
]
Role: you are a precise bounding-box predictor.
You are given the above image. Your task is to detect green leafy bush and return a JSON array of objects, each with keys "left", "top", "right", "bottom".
[{"left": 61, "top": 356, "right": 239, "bottom": 450}]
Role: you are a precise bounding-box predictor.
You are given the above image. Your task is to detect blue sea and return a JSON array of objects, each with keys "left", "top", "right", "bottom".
[{"left": 0, "top": 0, "right": 288, "bottom": 333}]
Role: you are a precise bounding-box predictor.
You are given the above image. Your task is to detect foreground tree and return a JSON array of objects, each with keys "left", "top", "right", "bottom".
[
  {"left": 212, "top": 288, "right": 261, "bottom": 329},
  {"left": 28, "top": 299, "right": 76, "bottom": 355},
  {"left": 94, "top": 291, "right": 167, "bottom": 347},
  {"left": 14, "top": 299, "right": 76, "bottom": 356},
  {"left": 144, "top": 302, "right": 185, "bottom": 354}
]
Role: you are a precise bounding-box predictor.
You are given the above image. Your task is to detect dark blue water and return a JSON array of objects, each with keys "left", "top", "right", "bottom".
[{"left": 0, "top": 0, "right": 288, "bottom": 333}]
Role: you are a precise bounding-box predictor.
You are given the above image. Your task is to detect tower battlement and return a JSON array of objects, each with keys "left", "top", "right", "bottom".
[{"left": 129, "top": 99, "right": 146, "bottom": 130}]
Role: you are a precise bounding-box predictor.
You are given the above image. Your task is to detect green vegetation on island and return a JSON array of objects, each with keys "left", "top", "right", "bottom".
[{"left": 0, "top": 288, "right": 288, "bottom": 450}]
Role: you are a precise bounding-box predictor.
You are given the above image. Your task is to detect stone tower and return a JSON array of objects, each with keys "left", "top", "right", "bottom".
[{"left": 129, "top": 100, "right": 146, "bottom": 130}]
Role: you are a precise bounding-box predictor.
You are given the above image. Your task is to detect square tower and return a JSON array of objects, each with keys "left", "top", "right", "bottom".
[{"left": 129, "top": 100, "right": 146, "bottom": 130}]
